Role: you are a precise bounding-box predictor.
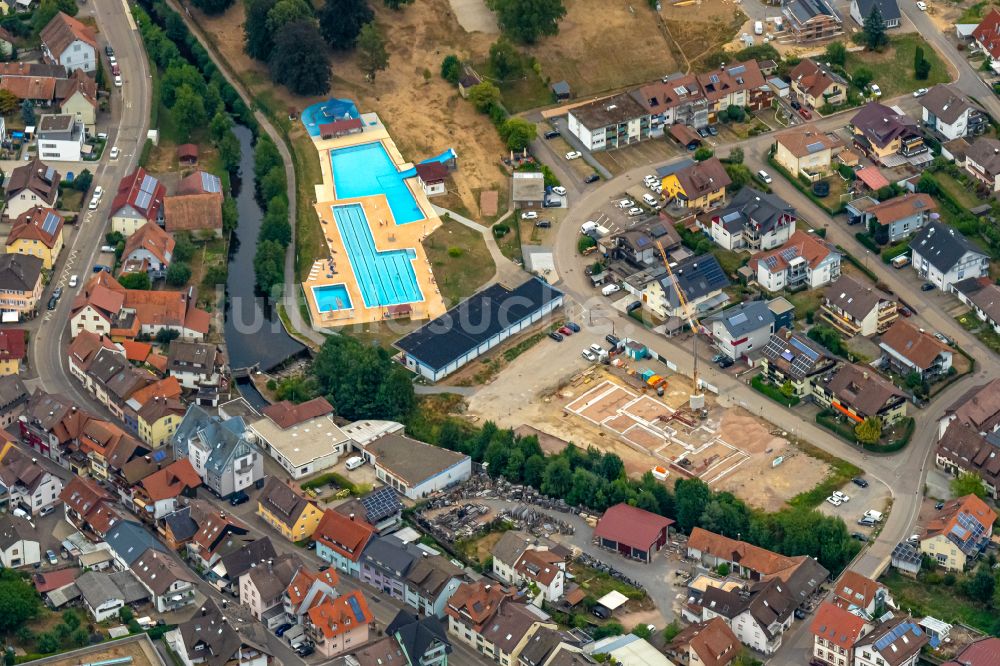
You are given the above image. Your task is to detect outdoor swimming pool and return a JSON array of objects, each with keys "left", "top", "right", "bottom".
[
  {"left": 329, "top": 142, "right": 425, "bottom": 225},
  {"left": 312, "top": 283, "right": 354, "bottom": 312},
  {"left": 333, "top": 203, "right": 423, "bottom": 308}
]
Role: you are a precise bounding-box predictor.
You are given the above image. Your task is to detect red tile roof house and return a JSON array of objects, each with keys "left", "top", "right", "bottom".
[
  {"left": 832, "top": 570, "right": 895, "bottom": 616},
  {"left": 120, "top": 221, "right": 174, "bottom": 280},
  {"left": 59, "top": 475, "right": 123, "bottom": 540},
  {"left": 973, "top": 9, "right": 1000, "bottom": 74},
  {"left": 313, "top": 508, "right": 375, "bottom": 577},
  {"left": 130, "top": 457, "right": 201, "bottom": 520},
  {"left": 810, "top": 601, "right": 872, "bottom": 666},
  {"left": 749, "top": 230, "right": 841, "bottom": 293},
  {"left": 593, "top": 503, "right": 674, "bottom": 563},
  {"left": 39, "top": 12, "right": 97, "bottom": 73},
  {"left": 665, "top": 616, "right": 741, "bottom": 666},
  {"left": 879, "top": 319, "right": 954, "bottom": 381},
  {"left": 942, "top": 637, "right": 1000, "bottom": 666},
  {"left": 305, "top": 589, "right": 374, "bottom": 658},
  {"left": 109, "top": 168, "right": 166, "bottom": 237}
]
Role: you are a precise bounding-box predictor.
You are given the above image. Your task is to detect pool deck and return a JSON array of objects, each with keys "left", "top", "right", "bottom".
[{"left": 302, "top": 114, "right": 446, "bottom": 328}]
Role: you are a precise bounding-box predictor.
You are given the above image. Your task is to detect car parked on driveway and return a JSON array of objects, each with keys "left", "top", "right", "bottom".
[
  {"left": 584, "top": 174, "right": 600, "bottom": 184},
  {"left": 521, "top": 211, "right": 538, "bottom": 220},
  {"left": 565, "top": 151, "right": 582, "bottom": 160},
  {"left": 551, "top": 186, "right": 567, "bottom": 196},
  {"left": 46, "top": 550, "right": 58, "bottom": 565},
  {"left": 798, "top": 107, "right": 812, "bottom": 119},
  {"left": 921, "top": 282, "right": 935, "bottom": 291},
  {"left": 535, "top": 220, "right": 551, "bottom": 228},
  {"left": 549, "top": 331, "right": 564, "bottom": 342},
  {"left": 544, "top": 130, "right": 560, "bottom": 139},
  {"left": 566, "top": 322, "right": 580, "bottom": 332}
]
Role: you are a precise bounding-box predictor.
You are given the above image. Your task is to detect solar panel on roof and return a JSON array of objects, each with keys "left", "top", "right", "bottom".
[
  {"left": 765, "top": 256, "right": 779, "bottom": 268},
  {"left": 729, "top": 312, "right": 748, "bottom": 326},
  {"left": 728, "top": 65, "right": 746, "bottom": 75},
  {"left": 361, "top": 487, "right": 402, "bottom": 523},
  {"left": 788, "top": 336, "right": 819, "bottom": 361},
  {"left": 44, "top": 168, "right": 54, "bottom": 182},
  {"left": 780, "top": 247, "right": 800, "bottom": 261},
  {"left": 710, "top": 74, "right": 720, "bottom": 84},
  {"left": 347, "top": 595, "right": 366, "bottom": 623},
  {"left": 152, "top": 449, "right": 168, "bottom": 461},
  {"left": 806, "top": 141, "right": 826, "bottom": 154},
  {"left": 781, "top": 350, "right": 794, "bottom": 361},
  {"left": 40, "top": 211, "right": 60, "bottom": 235},
  {"left": 200, "top": 172, "right": 222, "bottom": 193}
]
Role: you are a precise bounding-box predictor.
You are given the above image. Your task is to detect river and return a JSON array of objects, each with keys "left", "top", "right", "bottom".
[{"left": 223, "top": 124, "right": 306, "bottom": 374}]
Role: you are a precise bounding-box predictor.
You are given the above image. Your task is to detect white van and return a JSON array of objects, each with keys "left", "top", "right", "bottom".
[
  {"left": 642, "top": 193, "right": 657, "bottom": 207},
  {"left": 864, "top": 509, "right": 883, "bottom": 522},
  {"left": 602, "top": 284, "right": 621, "bottom": 296},
  {"left": 891, "top": 254, "right": 910, "bottom": 268},
  {"left": 346, "top": 456, "right": 364, "bottom": 471},
  {"left": 754, "top": 20, "right": 764, "bottom": 35},
  {"left": 580, "top": 221, "right": 598, "bottom": 235}
]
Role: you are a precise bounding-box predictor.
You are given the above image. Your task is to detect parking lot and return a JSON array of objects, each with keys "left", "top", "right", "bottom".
[
  {"left": 815, "top": 476, "right": 892, "bottom": 541},
  {"left": 582, "top": 178, "right": 670, "bottom": 237},
  {"left": 591, "top": 136, "right": 688, "bottom": 175}
]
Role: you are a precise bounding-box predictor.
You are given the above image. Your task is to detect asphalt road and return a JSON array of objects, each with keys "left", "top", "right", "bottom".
[
  {"left": 31, "top": 0, "right": 152, "bottom": 411},
  {"left": 529, "top": 63, "right": 1000, "bottom": 663}
]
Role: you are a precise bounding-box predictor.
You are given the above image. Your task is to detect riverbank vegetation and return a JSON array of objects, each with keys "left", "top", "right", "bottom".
[{"left": 252, "top": 137, "right": 292, "bottom": 294}]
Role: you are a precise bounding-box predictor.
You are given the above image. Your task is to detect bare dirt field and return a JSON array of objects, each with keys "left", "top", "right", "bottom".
[
  {"left": 41, "top": 638, "right": 159, "bottom": 666},
  {"left": 192, "top": 0, "right": 507, "bottom": 217},
  {"left": 661, "top": 0, "right": 747, "bottom": 70},
  {"left": 469, "top": 356, "right": 830, "bottom": 510}
]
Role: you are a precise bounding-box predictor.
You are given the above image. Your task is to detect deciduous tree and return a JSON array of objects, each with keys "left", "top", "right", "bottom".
[
  {"left": 951, "top": 471, "right": 987, "bottom": 498},
  {"left": 488, "top": 37, "right": 522, "bottom": 79},
  {"left": 318, "top": 0, "right": 373, "bottom": 50},
  {"left": 467, "top": 81, "right": 501, "bottom": 113},
  {"left": 244, "top": 0, "right": 278, "bottom": 59},
  {"left": 493, "top": 0, "right": 566, "bottom": 44},
  {"left": 269, "top": 20, "right": 331, "bottom": 95},
  {"left": 854, "top": 417, "right": 882, "bottom": 445},
  {"left": 357, "top": 22, "right": 389, "bottom": 81},
  {"left": 119, "top": 272, "right": 152, "bottom": 290},
  {"left": 440, "top": 54, "right": 462, "bottom": 83},
  {"left": 499, "top": 117, "right": 535, "bottom": 150}
]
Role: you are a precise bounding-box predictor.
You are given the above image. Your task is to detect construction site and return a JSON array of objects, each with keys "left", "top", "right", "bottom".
[{"left": 468, "top": 342, "right": 832, "bottom": 512}]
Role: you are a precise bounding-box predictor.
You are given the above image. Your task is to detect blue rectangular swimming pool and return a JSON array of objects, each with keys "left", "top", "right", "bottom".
[
  {"left": 329, "top": 142, "right": 425, "bottom": 225},
  {"left": 312, "top": 283, "right": 353, "bottom": 313},
  {"left": 333, "top": 203, "right": 423, "bottom": 308}
]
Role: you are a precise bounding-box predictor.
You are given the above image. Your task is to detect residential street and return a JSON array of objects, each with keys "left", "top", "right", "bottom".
[
  {"left": 526, "top": 61, "right": 1000, "bottom": 662},
  {"left": 30, "top": 0, "right": 152, "bottom": 413}
]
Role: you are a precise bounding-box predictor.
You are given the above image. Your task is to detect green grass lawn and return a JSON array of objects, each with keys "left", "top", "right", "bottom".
[
  {"left": 711, "top": 247, "right": 747, "bottom": 276},
  {"left": 881, "top": 570, "right": 996, "bottom": 634},
  {"left": 845, "top": 34, "right": 950, "bottom": 98},
  {"left": 291, "top": 130, "right": 326, "bottom": 281},
  {"left": 476, "top": 60, "right": 553, "bottom": 114},
  {"left": 957, "top": 310, "right": 1000, "bottom": 355},
  {"left": 959, "top": 0, "right": 990, "bottom": 24},
  {"left": 422, "top": 216, "right": 495, "bottom": 307},
  {"left": 58, "top": 188, "right": 84, "bottom": 213},
  {"left": 787, "top": 288, "right": 823, "bottom": 322},
  {"left": 934, "top": 171, "right": 983, "bottom": 209}
]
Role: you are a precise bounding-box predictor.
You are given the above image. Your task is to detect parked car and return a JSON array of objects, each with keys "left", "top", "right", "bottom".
[
  {"left": 105, "top": 44, "right": 114, "bottom": 56},
  {"left": 88, "top": 196, "right": 100, "bottom": 210},
  {"left": 697, "top": 127, "right": 710, "bottom": 138},
  {"left": 857, "top": 516, "right": 876, "bottom": 526},
  {"left": 916, "top": 1, "right": 926, "bottom": 9},
  {"left": 47, "top": 296, "right": 58, "bottom": 311},
  {"left": 109, "top": 146, "right": 120, "bottom": 160},
  {"left": 627, "top": 207, "right": 643, "bottom": 216},
  {"left": 869, "top": 83, "right": 882, "bottom": 97},
  {"left": 798, "top": 107, "right": 812, "bottom": 119},
  {"left": 229, "top": 490, "right": 250, "bottom": 506},
  {"left": 558, "top": 325, "right": 573, "bottom": 336},
  {"left": 566, "top": 322, "right": 581, "bottom": 332},
  {"left": 549, "top": 331, "right": 564, "bottom": 342},
  {"left": 617, "top": 199, "right": 634, "bottom": 209},
  {"left": 46, "top": 550, "right": 58, "bottom": 565},
  {"left": 114, "top": 75, "right": 123, "bottom": 88},
  {"left": 852, "top": 477, "right": 869, "bottom": 488},
  {"left": 93, "top": 186, "right": 104, "bottom": 199},
  {"left": 899, "top": 306, "right": 912, "bottom": 317},
  {"left": 551, "top": 186, "right": 567, "bottom": 196},
  {"left": 521, "top": 211, "right": 538, "bottom": 220},
  {"left": 826, "top": 496, "right": 843, "bottom": 507},
  {"left": 625, "top": 300, "right": 642, "bottom": 313},
  {"left": 707, "top": 126, "right": 718, "bottom": 136},
  {"left": 935, "top": 501, "right": 945, "bottom": 510},
  {"left": 757, "top": 170, "right": 772, "bottom": 184},
  {"left": 92, "top": 265, "right": 111, "bottom": 273},
  {"left": 52, "top": 286, "right": 63, "bottom": 299},
  {"left": 934, "top": 332, "right": 954, "bottom": 346},
  {"left": 711, "top": 353, "right": 725, "bottom": 363},
  {"left": 790, "top": 100, "right": 801, "bottom": 110},
  {"left": 581, "top": 349, "right": 597, "bottom": 362},
  {"left": 544, "top": 130, "right": 561, "bottom": 139},
  {"left": 717, "top": 356, "right": 734, "bottom": 369},
  {"left": 542, "top": 198, "right": 561, "bottom": 208},
  {"left": 913, "top": 87, "right": 928, "bottom": 97},
  {"left": 295, "top": 645, "right": 315, "bottom": 657},
  {"left": 535, "top": 220, "right": 551, "bottom": 228},
  {"left": 851, "top": 532, "right": 868, "bottom": 542},
  {"left": 606, "top": 334, "right": 620, "bottom": 346},
  {"left": 921, "top": 282, "right": 935, "bottom": 291},
  {"left": 69, "top": 275, "right": 78, "bottom": 288},
  {"left": 832, "top": 491, "right": 850, "bottom": 502},
  {"left": 565, "top": 151, "right": 582, "bottom": 160},
  {"left": 274, "top": 624, "right": 293, "bottom": 637},
  {"left": 584, "top": 174, "right": 600, "bottom": 184}
]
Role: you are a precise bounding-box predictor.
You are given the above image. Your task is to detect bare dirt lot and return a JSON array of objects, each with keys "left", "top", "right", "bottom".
[
  {"left": 468, "top": 354, "right": 830, "bottom": 511},
  {"left": 661, "top": 0, "right": 747, "bottom": 70},
  {"left": 193, "top": 0, "right": 507, "bottom": 217}
]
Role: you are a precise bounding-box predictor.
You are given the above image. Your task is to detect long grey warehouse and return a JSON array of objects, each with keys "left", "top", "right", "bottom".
[{"left": 394, "top": 277, "right": 564, "bottom": 381}]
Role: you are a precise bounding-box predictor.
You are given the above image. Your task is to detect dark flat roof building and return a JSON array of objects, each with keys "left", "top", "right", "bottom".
[{"left": 395, "top": 278, "right": 564, "bottom": 381}]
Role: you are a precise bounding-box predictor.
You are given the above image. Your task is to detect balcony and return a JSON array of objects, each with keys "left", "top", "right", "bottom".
[{"left": 820, "top": 307, "right": 861, "bottom": 337}]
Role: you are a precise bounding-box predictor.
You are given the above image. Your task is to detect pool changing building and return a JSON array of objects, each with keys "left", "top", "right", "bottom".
[{"left": 394, "top": 277, "right": 564, "bottom": 381}]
